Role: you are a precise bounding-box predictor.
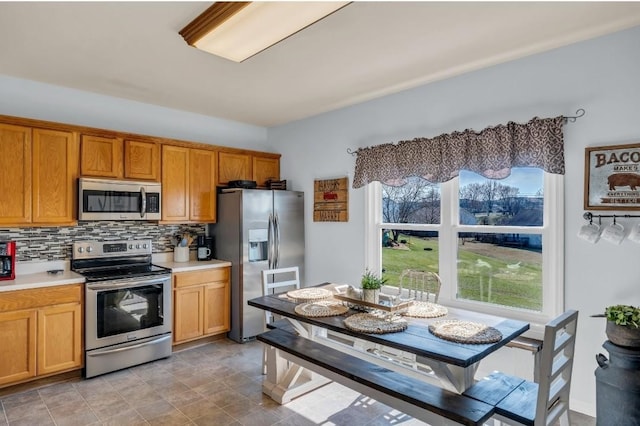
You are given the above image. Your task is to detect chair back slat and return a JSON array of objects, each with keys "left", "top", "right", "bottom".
[{"left": 535, "top": 309, "right": 578, "bottom": 426}]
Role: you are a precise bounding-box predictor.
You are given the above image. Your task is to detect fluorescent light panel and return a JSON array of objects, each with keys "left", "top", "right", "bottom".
[{"left": 181, "top": 2, "right": 349, "bottom": 62}]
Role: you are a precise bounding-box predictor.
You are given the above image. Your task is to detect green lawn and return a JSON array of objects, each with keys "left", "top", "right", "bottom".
[{"left": 382, "top": 234, "right": 542, "bottom": 311}]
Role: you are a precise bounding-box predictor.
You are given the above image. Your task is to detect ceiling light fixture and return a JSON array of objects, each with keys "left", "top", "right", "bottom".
[{"left": 180, "top": 1, "right": 349, "bottom": 62}]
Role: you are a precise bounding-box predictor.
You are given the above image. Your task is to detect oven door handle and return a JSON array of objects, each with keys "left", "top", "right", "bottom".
[
  {"left": 87, "top": 277, "right": 168, "bottom": 291},
  {"left": 86, "top": 335, "right": 172, "bottom": 357}
]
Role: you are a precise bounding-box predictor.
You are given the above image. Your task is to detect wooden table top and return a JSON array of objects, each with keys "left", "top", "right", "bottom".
[{"left": 248, "top": 283, "right": 529, "bottom": 368}]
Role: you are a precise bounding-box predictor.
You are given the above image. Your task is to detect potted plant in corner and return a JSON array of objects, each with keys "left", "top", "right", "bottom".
[
  {"left": 361, "top": 269, "right": 387, "bottom": 304},
  {"left": 604, "top": 305, "right": 640, "bottom": 348}
]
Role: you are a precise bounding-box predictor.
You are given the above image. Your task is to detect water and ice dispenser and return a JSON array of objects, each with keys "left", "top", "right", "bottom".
[{"left": 248, "top": 229, "right": 268, "bottom": 262}]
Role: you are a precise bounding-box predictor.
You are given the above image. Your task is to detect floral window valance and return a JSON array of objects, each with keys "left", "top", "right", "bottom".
[{"left": 352, "top": 116, "right": 565, "bottom": 188}]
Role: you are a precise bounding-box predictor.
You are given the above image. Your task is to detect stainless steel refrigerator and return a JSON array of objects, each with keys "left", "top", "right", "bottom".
[{"left": 210, "top": 189, "right": 305, "bottom": 343}]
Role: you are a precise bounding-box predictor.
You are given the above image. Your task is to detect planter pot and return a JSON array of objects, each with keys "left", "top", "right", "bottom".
[
  {"left": 606, "top": 321, "right": 640, "bottom": 348},
  {"left": 362, "top": 289, "right": 379, "bottom": 304}
]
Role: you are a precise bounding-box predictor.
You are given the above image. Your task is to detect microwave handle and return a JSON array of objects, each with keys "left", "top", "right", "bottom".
[{"left": 140, "top": 187, "right": 146, "bottom": 218}]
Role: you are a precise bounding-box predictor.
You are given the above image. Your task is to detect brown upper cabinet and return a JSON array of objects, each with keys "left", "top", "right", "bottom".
[
  {"left": 253, "top": 155, "right": 280, "bottom": 188},
  {"left": 80, "top": 134, "right": 159, "bottom": 181},
  {"left": 218, "top": 151, "right": 281, "bottom": 188},
  {"left": 217, "top": 151, "right": 251, "bottom": 186},
  {"left": 0, "top": 123, "right": 77, "bottom": 226},
  {"left": 162, "top": 145, "right": 216, "bottom": 223}
]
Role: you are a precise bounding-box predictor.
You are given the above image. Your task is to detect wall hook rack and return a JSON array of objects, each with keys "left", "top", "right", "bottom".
[{"left": 583, "top": 212, "right": 640, "bottom": 222}]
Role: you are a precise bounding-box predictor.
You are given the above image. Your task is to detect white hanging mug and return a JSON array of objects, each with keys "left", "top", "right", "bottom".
[
  {"left": 628, "top": 223, "right": 640, "bottom": 244},
  {"left": 601, "top": 221, "right": 625, "bottom": 245},
  {"left": 577, "top": 222, "right": 601, "bottom": 243}
]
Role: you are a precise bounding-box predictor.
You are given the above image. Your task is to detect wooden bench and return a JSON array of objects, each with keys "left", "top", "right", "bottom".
[{"left": 257, "top": 328, "right": 495, "bottom": 426}]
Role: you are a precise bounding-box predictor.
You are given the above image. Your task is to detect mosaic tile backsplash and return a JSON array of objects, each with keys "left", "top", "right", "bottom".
[{"left": 0, "top": 221, "right": 207, "bottom": 262}]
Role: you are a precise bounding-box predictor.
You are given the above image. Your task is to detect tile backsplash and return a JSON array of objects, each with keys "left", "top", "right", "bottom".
[{"left": 0, "top": 221, "right": 207, "bottom": 262}]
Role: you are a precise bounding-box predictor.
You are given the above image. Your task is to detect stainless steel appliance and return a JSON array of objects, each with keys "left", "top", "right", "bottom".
[
  {"left": 0, "top": 241, "right": 16, "bottom": 281},
  {"left": 210, "top": 189, "right": 304, "bottom": 342},
  {"left": 71, "top": 240, "right": 172, "bottom": 378},
  {"left": 78, "top": 178, "right": 161, "bottom": 221}
]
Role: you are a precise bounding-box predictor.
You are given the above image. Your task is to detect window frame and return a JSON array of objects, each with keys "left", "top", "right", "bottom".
[{"left": 364, "top": 172, "right": 564, "bottom": 337}]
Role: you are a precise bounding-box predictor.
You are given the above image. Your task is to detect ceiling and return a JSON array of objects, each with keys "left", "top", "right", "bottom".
[{"left": 1, "top": 2, "right": 640, "bottom": 128}]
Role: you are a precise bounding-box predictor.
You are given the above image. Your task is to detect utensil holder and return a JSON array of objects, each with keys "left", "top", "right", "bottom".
[{"left": 174, "top": 246, "right": 189, "bottom": 262}]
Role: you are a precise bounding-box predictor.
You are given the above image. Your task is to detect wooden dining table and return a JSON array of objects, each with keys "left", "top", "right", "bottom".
[{"left": 248, "top": 283, "right": 529, "bottom": 404}]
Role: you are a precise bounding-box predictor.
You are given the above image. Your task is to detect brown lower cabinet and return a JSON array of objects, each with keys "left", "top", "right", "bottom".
[
  {"left": 0, "top": 285, "right": 83, "bottom": 387},
  {"left": 173, "top": 267, "right": 230, "bottom": 344}
]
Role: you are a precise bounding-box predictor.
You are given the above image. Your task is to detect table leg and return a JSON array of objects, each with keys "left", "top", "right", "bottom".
[
  {"left": 416, "top": 356, "right": 479, "bottom": 393},
  {"left": 262, "top": 343, "right": 331, "bottom": 404}
]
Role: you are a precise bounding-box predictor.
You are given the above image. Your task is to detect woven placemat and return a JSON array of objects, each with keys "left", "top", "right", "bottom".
[
  {"left": 343, "top": 313, "right": 408, "bottom": 334},
  {"left": 428, "top": 320, "right": 502, "bottom": 344},
  {"left": 402, "top": 301, "right": 448, "bottom": 318},
  {"left": 286, "top": 288, "right": 334, "bottom": 303},
  {"left": 294, "top": 300, "right": 349, "bottom": 318}
]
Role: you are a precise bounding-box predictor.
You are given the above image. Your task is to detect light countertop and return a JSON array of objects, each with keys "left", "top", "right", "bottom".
[
  {"left": 0, "top": 270, "right": 85, "bottom": 292},
  {"left": 154, "top": 258, "right": 231, "bottom": 272},
  {"left": 1, "top": 255, "right": 231, "bottom": 293}
]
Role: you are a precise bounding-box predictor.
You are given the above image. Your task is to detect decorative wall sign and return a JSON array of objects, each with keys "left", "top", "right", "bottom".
[
  {"left": 585, "top": 143, "right": 640, "bottom": 210},
  {"left": 313, "top": 177, "right": 349, "bottom": 222}
]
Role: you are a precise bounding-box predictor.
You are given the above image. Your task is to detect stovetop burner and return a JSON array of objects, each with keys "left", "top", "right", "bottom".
[
  {"left": 78, "top": 264, "right": 170, "bottom": 282},
  {"left": 71, "top": 239, "right": 171, "bottom": 282}
]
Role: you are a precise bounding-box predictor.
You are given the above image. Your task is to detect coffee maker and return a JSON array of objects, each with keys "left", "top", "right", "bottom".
[
  {"left": 197, "top": 236, "right": 215, "bottom": 261},
  {"left": 0, "top": 241, "right": 16, "bottom": 281}
]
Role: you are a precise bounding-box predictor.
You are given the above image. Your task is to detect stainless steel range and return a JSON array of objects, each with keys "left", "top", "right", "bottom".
[{"left": 71, "top": 240, "right": 172, "bottom": 378}]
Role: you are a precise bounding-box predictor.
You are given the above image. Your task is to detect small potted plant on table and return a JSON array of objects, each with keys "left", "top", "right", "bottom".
[
  {"left": 604, "top": 305, "right": 640, "bottom": 348},
  {"left": 361, "top": 269, "right": 387, "bottom": 304}
]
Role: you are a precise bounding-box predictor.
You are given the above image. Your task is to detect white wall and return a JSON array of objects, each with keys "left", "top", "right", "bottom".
[
  {"left": 270, "top": 25, "right": 640, "bottom": 416},
  {"left": 0, "top": 74, "right": 268, "bottom": 150}
]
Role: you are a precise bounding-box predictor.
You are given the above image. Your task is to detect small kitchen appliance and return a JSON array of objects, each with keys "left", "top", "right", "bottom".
[
  {"left": 78, "top": 177, "right": 161, "bottom": 221},
  {"left": 0, "top": 241, "right": 16, "bottom": 281},
  {"left": 196, "top": 235, "right": 215, "bottom": 260},
  {"left": 71, "top": 240, "right": 172, "bottom": 378}
]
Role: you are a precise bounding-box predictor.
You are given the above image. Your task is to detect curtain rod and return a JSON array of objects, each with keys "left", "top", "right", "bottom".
[{"left": 346, "top": 108, "right": 586, "bottom": 156}]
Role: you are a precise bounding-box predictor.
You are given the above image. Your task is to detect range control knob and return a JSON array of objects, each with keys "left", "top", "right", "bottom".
[
  {"left": 77, "top": 247, "right": 84, "bottom": 253},
  {"left": 135, "top": 244, "right": 141, "bottom": 249},
  {"left": 87, "top": 246, "right": 93, "bottom": 253},
  {"left": 129, "top": 244, "right": 133, "bottom": 249},
  {"left": 142, "top": 243, "right": 148, "bottom": 249}
]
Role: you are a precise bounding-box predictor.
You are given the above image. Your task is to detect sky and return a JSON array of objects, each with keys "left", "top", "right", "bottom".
[{"left": 459, "top": 168, "right": 543, "bottom": 197}]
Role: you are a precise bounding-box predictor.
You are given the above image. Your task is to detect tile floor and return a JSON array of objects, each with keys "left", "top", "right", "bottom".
[{"left": 0, "top": 338, "right": 596, "bottom": 426}]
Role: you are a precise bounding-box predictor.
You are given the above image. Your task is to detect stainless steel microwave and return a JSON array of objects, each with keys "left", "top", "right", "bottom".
[{"left": 78, "top": 178, "right": 161, "bottom": 221}]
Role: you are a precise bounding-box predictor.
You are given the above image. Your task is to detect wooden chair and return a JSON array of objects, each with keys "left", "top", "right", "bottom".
[
  {"left": 261, "top": 266, "right": 301, "bottom": 326},
  {"left": 261, "top": 266, "right": 300, "bottom": 373},
  {"left": 463, "top": 310, "right": 579, "bottom": 426},
  {"left": 399, "top": 269, "right": 442, "bottom": 303}
]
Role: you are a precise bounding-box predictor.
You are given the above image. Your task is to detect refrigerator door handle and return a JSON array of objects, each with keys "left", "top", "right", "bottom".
[
  {"left": 274, "top": 212, "right": 281, "bottom": 268},
  {"left": 268, "top": 213, "right": 274, "bottom": 269}
]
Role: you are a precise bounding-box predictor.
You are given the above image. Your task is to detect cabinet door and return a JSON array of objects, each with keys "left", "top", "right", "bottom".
[
  {"left": 80, "top": 134, "right": 123, "bottom": 178},
  {"left": 32, "top": 128, "right": 78, "bottom": 224},
  {"left": 124, "top": 139, "right": 159, "bottom": 181},
  {"left": 218, "top": 151, "right": 251, "bottom": 186},
  {"left": 189, "top": 149, "right": 216, "bottom": 222},
  {"left": 0, "top": 309, "right": 37, "bottom": 386},
  {"left": 253, "top": 156, "right": 280, "bottom": 188},
  {"left": 0, "top": 123, "right": 31, "bottom": 224},
  {"left": 162, "top": 145, "right": 190, "bottom": 222},
  {"left": 173, "top": 287, "right": 204, "bottom": 343},
  {"left": 203, "top": 280, "right": 230, "bottom": 335},
  {"left": 37, "top": 303, "right": 82, "bottom": 375}
]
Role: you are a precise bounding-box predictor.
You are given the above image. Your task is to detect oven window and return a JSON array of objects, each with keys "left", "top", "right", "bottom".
[{"left": 96, "top": 284, "right": 164, "bottom": 338}]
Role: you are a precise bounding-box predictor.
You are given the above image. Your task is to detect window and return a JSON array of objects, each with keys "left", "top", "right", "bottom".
[{"left": 365, "top": 168, "right": 564, "bottom": 333}]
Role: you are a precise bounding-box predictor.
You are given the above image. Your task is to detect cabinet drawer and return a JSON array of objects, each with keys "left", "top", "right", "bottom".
[
  {"left": 173, "top": 267, "right": 229, "bottom": 288},
  {"left": 0, "top": 285, "right": 82, "bottom": 311}
]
